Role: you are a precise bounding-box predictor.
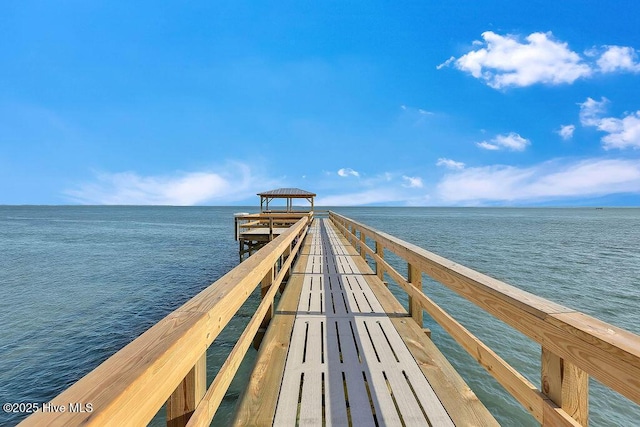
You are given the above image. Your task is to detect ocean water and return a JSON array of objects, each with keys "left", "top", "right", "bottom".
[{"left": 0, "top": 206, "right": 638, "bottom": 426}]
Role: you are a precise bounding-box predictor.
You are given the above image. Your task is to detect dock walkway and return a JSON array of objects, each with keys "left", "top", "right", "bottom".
[
  {"left": 234, "top": 218, "right": 497, "bottom": 426},
  {"left": 276, "top": 219, "right": 453, "bottom": 425}
]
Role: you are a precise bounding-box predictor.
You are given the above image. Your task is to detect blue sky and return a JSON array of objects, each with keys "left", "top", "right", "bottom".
[{"left": 2, "top": 1, "right": 640, "bottom": 206}]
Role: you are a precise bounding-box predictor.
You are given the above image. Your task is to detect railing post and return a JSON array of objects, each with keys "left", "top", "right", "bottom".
[
  {"left": 375, "top": 241, "right": 384, "bottom": 280},
  {"left": 359, "top": 231, "right": 366, "bottom": 261},
  {"left": 541, "top": 347, "right": 589, "bottom": 426},
  {"left": 279, "top": 244, "right": 292, "bottom": 294},
  {"left": 269, "top": 217, "right": 274, "bottom": 241},
  {"left": 167, "top": 353, "right": 207, "bottom": 427},
  {"left": 261, "top": 267, "right": 275, "bottom": 327},
  {"left": 253, "top": 266, "right": 275, "bottom": 349},
  {"left": 283, "top": 243, "right": 292, "bottom": 281},
  {"left": 407, "top": 263, "right": 423, "bottom": 326}
]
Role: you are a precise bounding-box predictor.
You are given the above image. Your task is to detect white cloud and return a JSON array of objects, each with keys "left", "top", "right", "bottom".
[
  {"left": 477, "top": 132, "right": 530, "bottom": 151},
  {"left": 476, "top": 141, "right": 500, "bottom": 150},
  {"left": 337, "top": 167, "right": 360, "bottom": 178},
  {"left": 65, "top": 163, "right": 272, "bottom": 205},
  {"left": 494, "top": 133, "right": 531, "bottom": 150},
  {"left": 440, "top": 32, "right": 640, "bottom": 89},
  {"left": 557, "top": 124, "right": 575, "bottom": 140},
  {"left": 402, "top": 176, "right": 424, "bottom": 188},
  {"left": 596, "top": 46, "right": 640, "bottom": 73},
  {"left": 437, "top": 158, "right": 640, "bottom": 204},
  {"left": 447, "top": 31, "right": 591, "bottom": 89},
  {"left": 436, "top": 158, "right": 466, "bottom": 170},
  {"left": 598, "top": 113, "right": 640, "bottom": 149},
  {"left": 579, "top": 97, "right": 640, "bottom": 149},
  {"left": 436, "top": 56, "right": 456, "bottom": 70},
  {"left": 579, "top": 97, "right": 609, "bottom": 126}
]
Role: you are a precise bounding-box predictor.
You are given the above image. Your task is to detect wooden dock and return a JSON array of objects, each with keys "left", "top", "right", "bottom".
[
  {"left": 234, "top": 218, "right": 492, "bottom": 425},
  {"left": 19, "top": 204, "right": 640, "bottom": 427},
  {"left": 235, "top": 188, "right": 317, "bottom": 257}
]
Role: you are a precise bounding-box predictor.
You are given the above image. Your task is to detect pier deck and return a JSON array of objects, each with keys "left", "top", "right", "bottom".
[{"left": 234, "top": 218, "right": 497, "bottom": 426}]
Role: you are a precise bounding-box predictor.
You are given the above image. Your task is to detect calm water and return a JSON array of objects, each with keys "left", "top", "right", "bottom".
[{"left": 1, "top": 206, "right": 638, "bottom": 426}]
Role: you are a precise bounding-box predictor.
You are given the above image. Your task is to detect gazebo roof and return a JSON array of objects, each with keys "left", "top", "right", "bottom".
[{"left": 257, "top": 188, "right": 316, "bottom": 198}]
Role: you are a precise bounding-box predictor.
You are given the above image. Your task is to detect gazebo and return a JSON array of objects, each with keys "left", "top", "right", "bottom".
[{"left": 257, "top": 188, "right": 316, "bottom": 213}]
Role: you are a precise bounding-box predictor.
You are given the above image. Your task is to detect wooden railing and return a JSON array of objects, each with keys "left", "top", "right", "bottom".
[
  {"left": 330, "top": 211, "right": 640, "bottom": 427},
  {"left": 20, "top": 215, "right": 311, "bottom": 427},
  {"left": 234, "top": 212, "right": 312, "bottom": 241}
]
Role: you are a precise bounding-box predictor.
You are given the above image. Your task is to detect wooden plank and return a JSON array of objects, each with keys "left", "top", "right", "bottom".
[
  {"left": 356, "top": 317, "right": 432, "bottom": 426},
  {"left": 167, "top": 354, "right": 206, "bottom": 427},
  {"left": 376, "top": 318, "right": 454, "bottom": 426},
  {"left": 333, "top": 318, "right": 376, "bottom": 425},
  {"left": 325, "top": 320, "right": 349, "bottom": 425},
  {"left": 385, "top": 367, "right": 432, "bottom": 425},
  {"left": 271, "top": 321, "right": 308, "bottom": 425},
  {"left": 260, "top": 267, "right": 274, "bottom": 329},
  {"left": 408, "top": 262, "right": 423, "bottom": 326},
  {"left": 541, "top": 348, "right": 589, "bottom": 426},
  {"left": 541, "top": 348, "right": 563, "bottom": 408},
  {"left": 298, "top": 318, "right": 324, "bottom": 425},
  {"left": 343, "top": 369, "right": 377, "bottom": 425},
  {"left": 239, "top": 227, "right": 289, "bottom": 235},
  {"left": 362, "top": 365, "right": 404, "bottom": 426}
]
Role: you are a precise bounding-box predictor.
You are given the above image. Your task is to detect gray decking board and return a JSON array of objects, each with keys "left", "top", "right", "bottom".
[{"left": 273, "top": 219, "right": 455, "bottom": 426}]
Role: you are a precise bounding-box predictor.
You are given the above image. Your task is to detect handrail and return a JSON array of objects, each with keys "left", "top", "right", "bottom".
[
  {"left": 20, "top": 215, "right": 311, "bottom": 427},
  {"left": 235, "top": 212, "right": 313, "bottom": 220},
  {"left": 329, "top": 211, "right": 640, "bottom": 427},
  {"left": 235, "top": 212, "right": 312, "bottom": 241}
]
